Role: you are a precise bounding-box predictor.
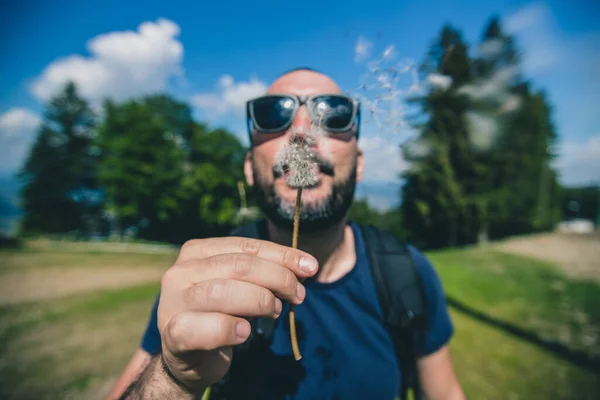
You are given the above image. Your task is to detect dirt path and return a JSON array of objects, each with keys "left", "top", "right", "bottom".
[
  {"left": 0, "top": 266, "right": 164, "bottom": 305},
  {"left": 494, "top": 232, "right": 600, "bottom": 282}
]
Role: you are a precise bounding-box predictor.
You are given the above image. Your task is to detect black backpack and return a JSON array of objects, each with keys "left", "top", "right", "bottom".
[{"left": 212, "top": 219, "right": 428, "bottom": 400}]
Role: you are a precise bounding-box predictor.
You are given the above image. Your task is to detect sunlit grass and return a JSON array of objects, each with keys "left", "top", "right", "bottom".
[
  {"left": 0, "top": 244, "right": 598, "bottom": 399},
  {"left": 428, "top": 248, "right": 600, "bottom": 358}
]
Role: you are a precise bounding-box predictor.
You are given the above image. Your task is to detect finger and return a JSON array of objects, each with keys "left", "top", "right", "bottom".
[
  {"left": 164, "top": 312, "right": 251, "bottom": 356},
  {"left": 177, "top": 237, "right": 319, "bottom": 278},
  {"left": 185, "top": 278, "right": 284, "bottom": 317},
  {"left": 180, "top": 253, "right": 304, "bottom": 304}
]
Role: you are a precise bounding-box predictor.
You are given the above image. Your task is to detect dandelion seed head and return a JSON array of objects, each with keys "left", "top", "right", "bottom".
[{"left": 274, "top": 125, "right": 321, "bottom": 189}]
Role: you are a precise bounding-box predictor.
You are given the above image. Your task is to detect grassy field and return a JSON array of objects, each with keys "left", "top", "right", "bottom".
[
  {"left": 0, "top": 238, "right": 599, "bottom": 399},
  {"left": 428, "top": 248, "right": 600, "bottom": 399}
]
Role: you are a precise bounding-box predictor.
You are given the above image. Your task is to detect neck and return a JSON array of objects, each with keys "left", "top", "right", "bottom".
[{"left": 265, "top": 217, "right": 356, "bottom": 283}]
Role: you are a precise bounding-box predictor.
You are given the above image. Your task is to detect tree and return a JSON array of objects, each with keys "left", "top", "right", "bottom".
[
  {"left": 96, "top": 96, "right": 188, "bottom": 241},
  {"left": 172, "top": 123, "right": 246, "bottom": 242},
  {"left": 348, "top": 198, "right": 384, "bottom": 227},
  {"left": 459, "top": 15, "right": 524, "bottom": 242},
  {"left": 96, "top": 95, "right": 246, "bottom": 243},
  {"left": 400, "top": 18, "right": 562, "bottom": 249},
  {"left": 18, "top": 82, "right": 100, "bottom": 236},
  {"left": 470, "top": 16, "right": 561, "bottom": 237},
  {"left": 400, "top": 25, "right": 479, "bottom": 249},
  {"left": 348, "top": 199, "right": 406, "bottom": 241}
]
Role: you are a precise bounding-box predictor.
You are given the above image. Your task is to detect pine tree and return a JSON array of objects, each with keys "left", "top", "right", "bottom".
[
  {"left": 18, "top": 82, "right": 100, "bottom": 236},
  {"left": 470, "top": 16, "right": 560, "bottom": 237},
  {"left": 458, "top": 15, "right": 525, "bottom": 241},
  {"left": 400, "top": 25, "right": 480, "bottom": 249}
]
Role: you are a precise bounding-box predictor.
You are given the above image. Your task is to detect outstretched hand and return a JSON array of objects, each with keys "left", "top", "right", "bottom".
[{"left": 156, "top": 236, "right": 319, "bottom": 393}]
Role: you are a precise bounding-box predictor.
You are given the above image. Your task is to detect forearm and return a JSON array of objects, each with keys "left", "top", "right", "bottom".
[{"left": 119, "top": 355, "right": 199, "bottom": 400}]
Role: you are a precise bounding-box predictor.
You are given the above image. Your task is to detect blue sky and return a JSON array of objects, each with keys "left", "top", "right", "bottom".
[{"left": 1, "top": 0, "right": 599, "bottom": 223}]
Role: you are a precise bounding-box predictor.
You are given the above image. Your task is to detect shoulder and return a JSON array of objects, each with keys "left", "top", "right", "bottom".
[
  {"left": 404, "top": 245, "right": 454, "bottom": 355},
  {"left": 405, "top": 244, "right": 448, "bottom": 305},
  {"left": 353, "top": 223, "right": 447, "bottom": 306},
  {"left": 406, "top": 245, "right": 441, "bottom": 284},
  {"left": 353, "top": 222, "right": 442, "bottom": 286}
]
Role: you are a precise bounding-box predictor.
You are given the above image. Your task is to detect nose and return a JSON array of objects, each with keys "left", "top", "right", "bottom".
[
  {"left": 289, "top": 104, "right": 312, "bottom": 133},
  {"left": 287, "top": 106, "right": 319, "bottom": 149}
]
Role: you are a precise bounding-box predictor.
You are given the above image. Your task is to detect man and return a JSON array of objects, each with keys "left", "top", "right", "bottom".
[{"left": 108, "top": 68, "right": 466, "bottom": 400}]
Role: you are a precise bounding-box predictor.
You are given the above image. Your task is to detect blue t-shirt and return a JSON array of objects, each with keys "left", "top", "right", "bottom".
[{"left": 141, "top": 223, "right": 453, "bottom": 399}]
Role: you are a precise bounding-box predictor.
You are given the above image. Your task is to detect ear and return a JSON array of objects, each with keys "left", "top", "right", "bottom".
[
  {"left": 244, "top": 151, "right": 254, "bottom": 186},
  {"left": 356, "top": 147, "right": 364, "bottom": 183}
]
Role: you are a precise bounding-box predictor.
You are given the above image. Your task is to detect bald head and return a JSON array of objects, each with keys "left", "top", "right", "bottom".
[{"left": 267, "top": 69, "right": 342, "bottom": 96}]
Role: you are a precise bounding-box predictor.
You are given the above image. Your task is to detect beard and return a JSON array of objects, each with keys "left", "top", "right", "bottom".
[{"left": 251, "top": 155, "right": 357, "bottom": 234}]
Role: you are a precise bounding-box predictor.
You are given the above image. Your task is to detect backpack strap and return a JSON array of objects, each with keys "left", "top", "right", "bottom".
[{"left": 357, "top": 223, "right": 428, "bottom": 400}]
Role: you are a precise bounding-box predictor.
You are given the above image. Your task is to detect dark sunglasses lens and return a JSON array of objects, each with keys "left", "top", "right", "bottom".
[
  {"left": 313, "top": 96, "right": 354, "bottom": 130},
  {"left": 252, "top": 96, "right": 295, "bottom": 131}
]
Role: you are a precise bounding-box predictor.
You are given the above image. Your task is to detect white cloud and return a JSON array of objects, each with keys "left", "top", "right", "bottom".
[
  {"left": 0, "top": 108, "right": 42, "bottom": 172},
  {"left": 505, "top": 3, "right": 560, "bottom": 74},
  {"left": 503, "top": 2, "right": 600, "bottom": 182},
  {"left": 30, "top": 18, "right": 184, "bottom": 104},
  {"left": 505, "top": 3, "right": 576, "bottom": 75},
  {"left": 358, "top": 136, "right": 408, "bottom": 182},
  {"left": 554, "top": 134, "right": 600, "bottom": 186},
  {"left": 354, "top": 36, "right": 373, "bottom": 63},
  {"left": 192, "top": 74, "right": 267, "bottom": 117},
  {"left": 505, "top": 2, "right": 547, "bottom": 34}
]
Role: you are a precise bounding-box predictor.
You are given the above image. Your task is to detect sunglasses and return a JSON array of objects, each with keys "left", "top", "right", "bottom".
[{"left": 246, "top": 94, "right": 361, "bottom": 138}]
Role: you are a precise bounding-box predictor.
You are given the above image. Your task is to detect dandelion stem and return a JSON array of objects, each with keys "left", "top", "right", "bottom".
[
  {"left": 290, "top": 187, "right": 302, "bottom": 361},
  {"left": 293, "top": 188, "right": 302, "bottom": 248}
]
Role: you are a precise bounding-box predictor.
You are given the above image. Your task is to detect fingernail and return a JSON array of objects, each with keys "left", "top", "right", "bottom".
[
  {"left": 299, "top": 256, "right": 317, "bottom": 273},
  {"left": 236, "top": 321, "right": 250, "bottom": 340},
  {"left": 296, "top": 282, "right": 306, "bottom": 302},
  {"left": 274, "top": 298, "right": 282, "bottom": 316}
]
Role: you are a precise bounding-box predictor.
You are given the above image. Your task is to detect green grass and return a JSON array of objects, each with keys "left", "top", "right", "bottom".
[
  {"left": 0, "top": 283, "right": 160, "bottom": 399},
  {"left": 428, "top": 248, "right": 600, "bottom": 358},
  {"left": 449, "top": 310, "right": 598, "bottom": 400},
  {"left": 428, "top": 247, "right": 600, "bottom": 399},
  {"left": 0, "top": 244, "right": 598, "bottom": 399}
]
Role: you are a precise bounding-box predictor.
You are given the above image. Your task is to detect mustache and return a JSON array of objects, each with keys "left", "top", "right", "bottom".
[{"left": 272, "top": 155, "right": 335, "bottom": 178}]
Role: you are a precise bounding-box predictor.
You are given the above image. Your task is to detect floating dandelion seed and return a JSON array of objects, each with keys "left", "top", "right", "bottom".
[{"left": 350, "top": 41, "right": 424, "bottom": 137}]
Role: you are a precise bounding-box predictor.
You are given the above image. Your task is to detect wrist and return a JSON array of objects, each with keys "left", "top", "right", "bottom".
[
  {"left": 159, "top": 353, "right": 194, "bottom": 394},
  {"left": 159, "top": 354, "right": 207, "bottom": 397},
  {"left": 118, "top": 355, "right": 198, "bottom": 400}
]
